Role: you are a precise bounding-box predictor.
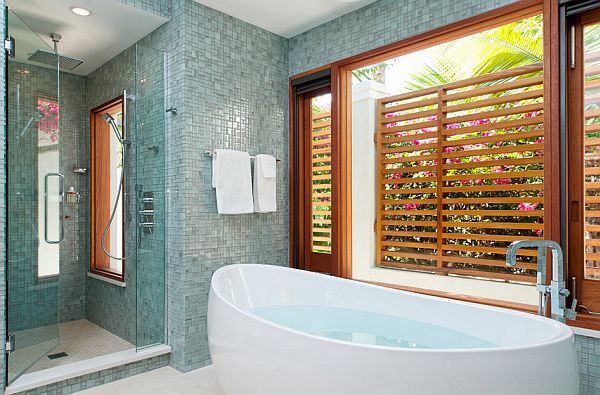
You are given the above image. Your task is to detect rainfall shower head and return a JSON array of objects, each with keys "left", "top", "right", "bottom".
[
  {"left": 28, "top": 33, "right": 83, "bottom": 71},
  {"left": 28, "top": 50, "right": 84, "bottom": 71}
]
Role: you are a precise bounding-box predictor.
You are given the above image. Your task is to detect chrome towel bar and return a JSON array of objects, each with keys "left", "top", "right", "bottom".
[{"left": 204, "top": 150, "right": 282, "bottom": 162}]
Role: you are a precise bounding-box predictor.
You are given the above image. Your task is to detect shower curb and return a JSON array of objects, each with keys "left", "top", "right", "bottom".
[{"left": 5, "top": 345, "right": 171, "bottom": 395}]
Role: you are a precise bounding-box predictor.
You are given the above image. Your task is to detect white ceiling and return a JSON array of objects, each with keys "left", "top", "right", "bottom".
[
  {"left": 193, "top": 0, "right": 378, "bottom": 38},
  {"left": 7, "top": 0, "right": 169, "bottom": 76}
]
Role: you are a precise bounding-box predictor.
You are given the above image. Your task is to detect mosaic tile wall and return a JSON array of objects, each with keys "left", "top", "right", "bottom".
[
  {"left": 288, "top": 0, "right": 519, "bottom": 76},
  {"left": 137, "top": 0, "right": 188, "bottom": 370},
  {"left": 118, "top": 0, "right": 171, "bottom": 18},
  {"left": 14, "top": 353, "right": 169, "bottom": 395},
  {"left": 167, "top": 0, "right": 289, "bottom": 371},
  {"left": 85, "top": 44, "right": 167, "bottom": 347},
  {"left": 6, "top": 61, "right": 87, "bottom": 333},
  {"left": 1, "top": 0, "right": 7, "bottom": 391},
  {"left": 577, "top": 334, "right": 600, "bottom": 394}
]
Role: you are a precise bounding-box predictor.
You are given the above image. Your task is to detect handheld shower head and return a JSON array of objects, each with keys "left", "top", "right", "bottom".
[{"left": 102, "top": 113, "right": 124, "bottom": 144}]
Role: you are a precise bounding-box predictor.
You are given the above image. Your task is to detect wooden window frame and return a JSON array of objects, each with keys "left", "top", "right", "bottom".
[
  {"left": 565, "top": 7, "right": 600, "bottom": 330},
  {"left": 290, "top": 0, "right": 565, "bottom": 315},
  {"left": 90, "top": 96, "right": 126, "bottom": 283}
]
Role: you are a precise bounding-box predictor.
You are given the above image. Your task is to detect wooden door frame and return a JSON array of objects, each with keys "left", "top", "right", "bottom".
[
  {"left": 289, "top": 79, "right": 337, "bottom": 274},
  {"left": 90, "top": 95, "right": 126, "bottom": 283}
]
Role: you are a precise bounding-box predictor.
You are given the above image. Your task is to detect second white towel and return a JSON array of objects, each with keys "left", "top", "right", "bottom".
[
  {"left": 212, "top": 149, "right": 254, "bottom": 214},
  {"left": 253, "top": 154, "right": 277, "bottom": 213}
]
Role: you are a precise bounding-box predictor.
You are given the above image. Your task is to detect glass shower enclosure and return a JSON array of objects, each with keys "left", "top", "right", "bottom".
[{"left": 5, "top": 9, "right": 167, "bottom": 385}]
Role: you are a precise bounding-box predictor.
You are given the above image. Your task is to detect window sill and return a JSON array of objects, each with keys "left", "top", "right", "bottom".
[
  {"left": 567, "top": 314, "right": 600, "bottom": 334},
  {"left": 87, "top": 272, "right": 126, "bottom": 287}
]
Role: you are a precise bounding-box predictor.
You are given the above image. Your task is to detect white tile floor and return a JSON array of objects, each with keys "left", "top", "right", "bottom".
[
  {"left": 8, "top": 319, "right": 133, "bottom": 380},
  {"left": 76, "top": 365, "right": 225, "bottom": 395}
]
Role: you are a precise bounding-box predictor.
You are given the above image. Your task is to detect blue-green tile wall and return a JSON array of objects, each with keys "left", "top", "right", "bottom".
[
  {"left": 288, "top": 0, "right": 519, "bottom": 76},
  {"left": 136, "top": 0, "right": 187, "bottom": 370},
  {"left": 85, "top": 43, "right": 167, "bottom": 347},
  {"left": 0, "top": 1, "right": 7, "bottom": 391},
  {"left": 6, "top": 61, "right": 87, "bottom": 333},
  {"left": 577, "top": 334, "right": 600, "bottom": 394},
  {"left": 164, "top": 0, "right": 289, "bottom": 371},
  {"left": 118, "top": 0, "right": 171, "bottom": 18},
  {"left": 85, "top": 47, "right": 138, "bottom": 344}
]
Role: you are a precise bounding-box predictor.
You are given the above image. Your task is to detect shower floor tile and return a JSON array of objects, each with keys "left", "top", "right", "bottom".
[{"left": 9, "top": 319, "right": 134, "bottom": 378}]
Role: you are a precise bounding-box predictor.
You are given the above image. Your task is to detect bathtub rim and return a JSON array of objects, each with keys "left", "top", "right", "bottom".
[{"left": 209, "top": 263, "right": 574, "bottom": 353}]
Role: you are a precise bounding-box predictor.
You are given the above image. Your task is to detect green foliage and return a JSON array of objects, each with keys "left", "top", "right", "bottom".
[
  {"left": 352, "top": 63, "right": 388, "bottom": 83},
  {"left": 400, "top": 15, "right": 543, "bottom": 91}
]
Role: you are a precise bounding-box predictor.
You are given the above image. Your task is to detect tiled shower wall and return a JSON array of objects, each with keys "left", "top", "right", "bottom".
[
  {"left": 84, "top": 47, "right": 138, "bottom": 344},
  {"left": 6, "top": 61, "right": 87, "bottom": 333},
  {"left": 1, "top": 0, "right": 7, "bottom": 390},
  {"left": 85, "top": 43, "right": 167, "bottom": 347}
]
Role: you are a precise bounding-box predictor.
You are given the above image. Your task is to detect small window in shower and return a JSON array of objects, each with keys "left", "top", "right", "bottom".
[
  {"left": 37, "top": 98, "right": 60, "bottom": 277},
  {"left": 90, "top": 96, "right": 126, "bottom": 282}
]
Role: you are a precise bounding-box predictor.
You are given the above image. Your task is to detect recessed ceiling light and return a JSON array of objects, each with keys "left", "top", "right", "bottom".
[{"left": 70, "top": 6, "right": 91, "bottom": 16}]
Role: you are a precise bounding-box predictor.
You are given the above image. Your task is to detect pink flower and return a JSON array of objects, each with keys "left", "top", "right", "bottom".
[
  {"left": 518, "top": 202, "right": 538, "bottom": 211},
  {"left": 493, "top": 178, "right": 511, "bottom": 185},
  {"left": 403, "top": 203, "right": 420, "bottom": 210}
]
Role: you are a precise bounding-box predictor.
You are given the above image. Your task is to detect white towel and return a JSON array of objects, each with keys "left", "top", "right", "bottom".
[
  {"left": 253, "top": 154, "right": 277, "bottom": 213},
  {"left": 212, "top": 149, "right": 254, "bottom": 214}
]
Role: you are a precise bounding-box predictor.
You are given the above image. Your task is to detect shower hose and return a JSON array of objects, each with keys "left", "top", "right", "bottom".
[{"left": 100, "top": 126, "right": 140, "bottom": 261}]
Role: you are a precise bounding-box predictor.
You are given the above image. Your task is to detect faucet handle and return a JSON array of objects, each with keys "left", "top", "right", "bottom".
[{"left": 565, "top": 298, "right": 578, "bottom": 321}]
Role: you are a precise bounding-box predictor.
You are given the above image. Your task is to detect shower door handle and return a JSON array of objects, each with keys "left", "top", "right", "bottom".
[{"left": 44, "top": 173, "right": 65, "bottom": 244}]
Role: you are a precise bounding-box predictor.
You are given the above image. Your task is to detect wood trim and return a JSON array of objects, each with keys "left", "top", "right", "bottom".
[
  {"left": 331, "top": 65, "right": 353, "bottom": 278},
  {"left": 567, "top": 314, "right": 600, "bottom": 331},
  {"left": 288, "top": 80, "right": 296, "bottom": 268},
  {"left": 289, "top": 64, "right": 332, "bottom": 83},
  {"left": 543, "top": 0, "right": 561, "bottom": 296},
  {"left": 90, "top": 96, "right": 126, "bottom": 283}
]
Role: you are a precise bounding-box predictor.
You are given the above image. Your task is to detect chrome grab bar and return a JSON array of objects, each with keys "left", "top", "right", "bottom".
[{"left": 44, "top": 172, "right": 65, "bottom": 244}]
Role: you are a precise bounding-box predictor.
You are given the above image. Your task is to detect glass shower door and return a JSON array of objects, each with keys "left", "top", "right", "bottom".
[{"left": 6, "top": 10, "right": 61, "bottom": 384}]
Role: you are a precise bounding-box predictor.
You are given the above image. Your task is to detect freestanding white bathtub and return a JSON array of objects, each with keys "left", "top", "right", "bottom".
[{"left": 208, "top": 264, "right": 578, "bottom": 395}]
